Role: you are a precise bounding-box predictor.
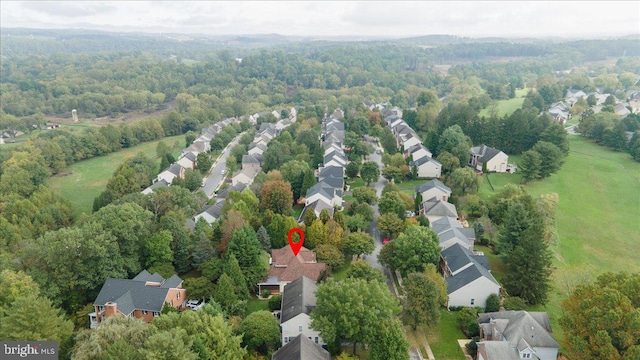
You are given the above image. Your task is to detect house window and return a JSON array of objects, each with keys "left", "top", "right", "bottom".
[
  {"left": 299, "top": 325, "right": 303, "bottom": 332},
  {"left": 522, "top": 353, "right": 531, "bottom": 359},
  {"left": 315, "top": 337, "right": 319, "bottom": 344},
  {"left": 177, "top": 292, "right": 180, "bottom": 299},
  {"left": 143, "top": 310, "right": 148, "bottom": 315},
  {"left": 284, "top": 337, "right": 289, "bottom": 343},
  {"left": 470, "top": 298, "right": 475, "bottom": 305},
  {"left": 153, "top": 311, "right": 160, "bottom": 317},
  {"left": 98, "top": 306, "right": 105, "bottom": 312}
]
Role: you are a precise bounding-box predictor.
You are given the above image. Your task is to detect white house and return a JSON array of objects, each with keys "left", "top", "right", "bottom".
[
  {"left": 193, "top": 200, "right": 225, "bottom": 225},
  {"left": 477, "top": 311, "right": 560, "bottom": 360},
  {"left": 469, "top": 145, "right": 509, "bottom": 173},
  {"left": 280, "top": 277, "right": 326, "bottom": 347},
  {"left": 157, "top": 163, "right": 185, "bottom": 185},
  {"left": 272, "top": 335, "right": 330, "bottom": 360},
  {"left": 232, "top": 167, "right": 259, "bottom": 186},
  {"left": 441, "top": 243, "right": 500, "bottom": 309},
  {"left": 400, "top": 134, "right": 422, "bottom": 150},
  {"left": 405, "top": 143, "right": 433, "bottom": 162},
  {"left": 177, "top": 151, "right": 197, "bottom": 170},
  {"left": 415, "top": 179, "right": 451, "bottom": 202},
  {"left": 410, "top": 156, "right": 442, "bottom": 179},
  {"left": 437, "top": 227, "right": 474, "bottom": 251}
]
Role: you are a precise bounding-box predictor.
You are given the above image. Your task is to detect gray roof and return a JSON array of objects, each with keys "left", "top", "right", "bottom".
[
  {"left": 94, "top": 270, "right": 183, "bottom": 314},
  {"left": 442, "top": 243, "right": 498, "bottom": 293},
  {"left": 478, "top": 342, "right": 521, "bottom": 360},
  {"left": 405, "top": 143, "right": 431, "bottom": 155},
  {"left": 180, "top": 152, "right": 197, "bottom": 162},
  {"left": 438, "top": 227, "right": 473, "bottom": 248},
  {"left": 410, "top": 156, "right": 442, "bottom": 168},
  {"left": 470, "top": 145, "right": 504, "bottom": 163},
  {"left": 318, "top": 166, "right": 344, "bottom": 180},
  {"left": 416, "top": 179, "right": 451, "bottom": 194},
  {"left": 149, "top": 179, "right": 170, "bottom": 190},
  {"left": 320, "top": 175, "right": 344, "bottom": 190},
  {"left": 431, "top": 216, "right": 462, "bottom": 234},
  {"left": 478, "top": 311, "right": 559, "bottom": 349},
  {"left": 422, "top": 199, "right": 458, "bottom": 218},
  {"left": 242, "top": 154, "right": 260, "bottom": 164},
  {"left": 271, "top": 335, "right": 330, "bottom": 360},
  {"left": 166, "top": 163, "right": 184, "bottom": 176},
  {"left": 280, "top": 276, "right": 317, "bottom": 324},
  {"left": 306, "top": 182, "right": 335, "bottom": 201},
  {"left": 201, "top": 200, "right": 225, "bottom": 220}
]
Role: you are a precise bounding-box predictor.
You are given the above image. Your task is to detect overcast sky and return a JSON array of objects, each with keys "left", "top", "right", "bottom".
[{"left": 1, "top": 1, "right": 638, "bottom": 38}]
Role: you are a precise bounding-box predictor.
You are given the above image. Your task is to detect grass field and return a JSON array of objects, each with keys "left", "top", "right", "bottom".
[
  {"left": 48, "top": 135, "right": 185, "bottom": 218},
  {"left": 420, "top": 309, "right": 466, "bottom": 360},
  {"left": 478, "top": 88, "right": 529, "bottom": 118},
  {"left": 478, "top": 135, "right": 640, "bottom": 346}
]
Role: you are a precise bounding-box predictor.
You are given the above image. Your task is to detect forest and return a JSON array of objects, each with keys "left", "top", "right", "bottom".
[{"left": 1, "top": 29, "right": 639, "bottom": 359}]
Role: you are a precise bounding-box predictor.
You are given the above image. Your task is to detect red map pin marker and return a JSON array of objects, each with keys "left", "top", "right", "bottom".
[{"left": 287, "top": 228, "right": 305, "bottom": 256}]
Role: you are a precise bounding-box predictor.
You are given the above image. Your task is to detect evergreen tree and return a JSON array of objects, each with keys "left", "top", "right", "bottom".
[{"left": 256, "top": 225, "right": 271, "bottom": 252}]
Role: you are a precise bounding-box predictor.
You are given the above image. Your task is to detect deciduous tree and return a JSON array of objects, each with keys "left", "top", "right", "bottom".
[
  {"left": 240, "top": 310, "right": 281, "bottom": 355},
  {"left": 401, "top": 272, "right": 440, "bottom": 330}
]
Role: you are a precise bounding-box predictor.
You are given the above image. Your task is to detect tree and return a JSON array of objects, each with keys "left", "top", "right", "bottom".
[
  {"left": 343, "top": 232, "right": 375, "bottom": 258},
  {"left": 212, "top": 273, "right": 241, "bottom": 315},
  {"left": 196, "top": 152, "right": 213, "bottom": 175},
  {"left": 0, "top": 295, "right": 74, "bottom": 351},
  {"left": 485, "top": 293, "right": 501, "bottom": 312},
  {"left": 311, "top": 278, "right": 402, "bottom": 355},
  {"left": 346, "top": 161, "right": 360, "bottom": 179},
  {"left": 423, "top": 263, "right": 448, "bottom": 307},
  {"left": 183, "top": 277, "right": 214, "bottom": 300},
  {"left": 369, "top": 319, "right": 410, "bottom": 360},
  {"left": 447, "top": 167, "right": 481, "bottom": 196},
  {"left": 345, "top": 260, "right": 386, "bottom": 283},
  {"left": 140, "top": 328, "right": 198, "bottom": 360},
  {"left": 560, "top": 272, "right": 640, "bottom": 360},
  {"left": 436, "top": 151, "right": 461, "bottom": 175},
  {"left": 401, "top": 272, "right": 440, "bottom": 330},
  {"left": 531, "top": 141, "right": 565, "bottom": 178},
  {"left": 438, "top": 125, "right": 471, "bottom": 166},
  {"left": 280, "top": 160, "right": 311, "bottom": 201},
  {"left": 184, "top": 169, "right": 202, "bottom": 191},
  {"left": 519, "top": 150, "right": 542, "bottom": 183},
  {"left": 266, "top": 214, "right": 298, "bottom": 249},
  {"left": 144, "top": 230, "right": 174, "bottom": 268},
  {"left": 360, "top": 161, "right": 380, "bottom": 185},
  {"left": 0, "top": 270, "right": 40, "bottom": 309},
  {"left": 240, "top": 310, "right": 281, "bottom": 355},
  {"left": 72, "top": 316, "right": 153, "bottom": 360},
  {"left": 376, "top": 213, "right": 406, "bottom": 239},
  {"left": 93, "top": 203, "right": 153, "bottom": 277},
  {"left": 300, "top": 168, "right": 316, "bottom": 198},
  {"left": 379, "top": 191, "right": 407, "bottom": 219},
  {"left": 540, "top": 122, "right": 569, "bottom": 155},
  {"left": 226, "top": 225, "right": 267, "bottom": 288},
  {"left": 256, "top": 225, "right": 271, "bottom": 252},
  {"left": 224, "top": 254, "right": 250, "bottom": 300},
  {"left": 319, "top": 208, "right": 331, "bottom": 224},
  {"left": 378, "top": 225, "right": 440, "bottom": 277},
  {"left": 315, "top": 243, "right": 345, "bottom": 270},
  {"left": 458, "top": 307, "right": 480, "bottom": 337},
  {"left": 259, "top": 179, "right": 293, "bottom": 216}
]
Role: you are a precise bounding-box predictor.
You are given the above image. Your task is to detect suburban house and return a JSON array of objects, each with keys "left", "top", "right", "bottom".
[
  {"left": 305, "top": 182, "right": 342, "bottom": 207},
  {"left": 177, "top": 151, "right": 197, "bottom": 170},
  {"left": 615, "top": 103, "right": 631, "bottom": 117},
  {"left": 318, "top": 165, "right": 345, "bottom": 183},
  {"left": 415, "top": 179, "right": 452, "bottom": 202},
  {"left": 547, "top": 102, "right": 571, "bottom": 124},
  {"left": 298, "top": 198, "right": 334, "bottom": 223},
  {"left": 410, "top": 156, "right": 442, "bottom": 179},
  {"left": 437, "top": 226, "right": 475, "bottom": 251},
  {"left": 242, "top": 154, "right": 262, "bottom": 171},
  {"left": 280, "top": 276, "right": 325, "bottom": 347},
  {"left": 232, "top": 166, "right": 259, "bottom": 186},
  {"left": 193, "top": 200, "right": 225, "bottom": 225},
  {"left": 187, "top": 139, "right": 210, "bottom": 154},
  {"left": 258, "top": 246, "right": 326, "bottom": 295},
  {"left": 399, "top": 134, "right": 422, "bottom": 150},
  {"left": 405, "top": 143, "right": 433, "bottom": 162},
  {"left": 248, "top": 142, "right": 268, "bottom": 156},
  {"left": 469, "top": 145, "right": 510, "bottom": 173},
  {"left": 271, "top": 334, "right": 330, "bottom": 360},
  {"left": 141, "top": 179, "right": 169, "bottom": 195},
  {"left": 440, "top": 243, "right": 500, "bottom": 309},
  {"left": 477, "top": 311, "right": 560, "bottom": 360},
  {"left": 157, "top": 163, "right": 186, "bottom": 184},
  {"left": 90, "top": 270, "right": 186, "bottom": 328},
  {"left": 323, "top": 151, "right": 348, "bottom": 168},
  {"left": 420, "top": 197, "right": 458, "bottom": 223}
]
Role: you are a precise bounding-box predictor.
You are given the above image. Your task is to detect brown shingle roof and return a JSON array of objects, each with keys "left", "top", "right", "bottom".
[{"left": 267, "top": 246, "right": 326, "bottom": 282}]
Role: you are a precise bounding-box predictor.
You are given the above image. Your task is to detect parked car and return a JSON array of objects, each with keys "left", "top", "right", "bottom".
[
  {"left": 186, "top": 299, "right": 205, "bottom": 311},
  {"left": 383, "top": 238, "right": 390, "bottom": 245}
]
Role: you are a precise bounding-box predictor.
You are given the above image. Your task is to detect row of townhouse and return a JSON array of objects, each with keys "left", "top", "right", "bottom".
[
  {"left": 554, "top": 88, "right": 639, "bottom": 124},
  {"left": 298, "top": 113, "right": 346, "bottom": 222},
  {"left": 142, "top": 117, "right": 240, "bottom": 194},
  {"left": 192, "top": 111, "right": 297, "bottom": 226}
]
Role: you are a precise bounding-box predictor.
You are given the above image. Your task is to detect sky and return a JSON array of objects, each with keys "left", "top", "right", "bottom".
[{"left": 1, "top": 1, "right": 639, "bottom": 39}]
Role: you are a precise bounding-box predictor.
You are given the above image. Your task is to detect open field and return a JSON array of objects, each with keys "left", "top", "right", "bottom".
[
  {"left": 424, "top": 309, "right": 467, "bottom": 360},
  {"left": 478, "top": 135, "right": 640, "bottom": 346},
  {"left": 478, "top": 88, "right": 528, "bottom": 118},
  {"left": 48, "top": 135, "right": 185, "bottom": 218}
]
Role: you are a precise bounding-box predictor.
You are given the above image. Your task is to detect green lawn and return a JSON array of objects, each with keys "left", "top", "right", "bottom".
[
  {"left": 477, "top": 135, "right": 640, "bottom": 346},
  {"left": 48, "top": 135, "right": 185, "bottom": 218},
  {"left": 330, "top": 259, "right": 352, "bottom": 281},
  {"left": 346, "top": 178, "right": 365, "bottom": 190},
  {"left": 247, "top": 296, "right": 270, "bottom": 314},
  {"left": 424, "top": 309, "right": 467, "bottom": 360},
  {"left": 478, "top": 88, "right": 529, "bottom": 118}
]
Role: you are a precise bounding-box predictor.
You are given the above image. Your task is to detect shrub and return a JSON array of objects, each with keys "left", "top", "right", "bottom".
[
  {"left": 268, "top": 294, "right": 282, "bottom": 311},
  {"left": 466, "top": 336, "right": 480, "bottom": 357},
  {"left": 261, "top": 290, "right": 271, "bottom": 299},
  {"left": 485, "top": 293, "right": 501, "bottom": 312},
  {"left": 503, "top": 296, "right": 527, "bottom": 310},
  {"left": 458, "top": 307, "right": 480, "bottom": 337}
]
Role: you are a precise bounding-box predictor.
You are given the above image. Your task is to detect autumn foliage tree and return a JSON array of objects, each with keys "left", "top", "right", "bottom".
[{"left": 259, "top": 179, "right": 293, "bottom": 216}]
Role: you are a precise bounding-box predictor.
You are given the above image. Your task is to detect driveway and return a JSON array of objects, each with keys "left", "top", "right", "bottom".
[{"left": 201, "top": 131, "right": 244, "bottom": 199}]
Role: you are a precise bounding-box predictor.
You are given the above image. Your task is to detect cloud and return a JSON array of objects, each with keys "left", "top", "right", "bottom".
[{"left": 22, "top": 1, "right": 115, "bottom": 18}]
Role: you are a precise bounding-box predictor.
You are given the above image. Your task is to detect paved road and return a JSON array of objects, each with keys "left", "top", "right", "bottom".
[{"left": 201, "top": 132, "right": 244, "bottom": 199}]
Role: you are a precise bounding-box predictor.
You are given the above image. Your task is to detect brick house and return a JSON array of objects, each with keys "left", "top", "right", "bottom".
[
  {"left": 89, "top": 270, "right": 186, "bottom": 328},
  {"left": 257, "top": 246, "right": 327, "bottom": 295}
]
